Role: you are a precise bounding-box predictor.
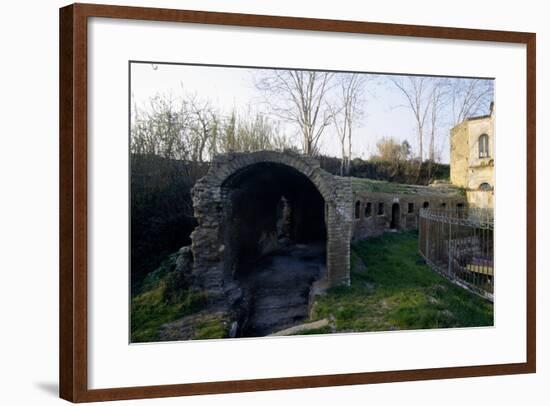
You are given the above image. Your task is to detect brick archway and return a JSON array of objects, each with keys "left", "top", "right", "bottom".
[{"left": 191, "top": 151, "right": 352, "bottom": 307}]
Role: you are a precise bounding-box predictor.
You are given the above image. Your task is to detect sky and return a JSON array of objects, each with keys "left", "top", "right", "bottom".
[{"left": 130, "top": 62, "right": 494, "bottom": 164}]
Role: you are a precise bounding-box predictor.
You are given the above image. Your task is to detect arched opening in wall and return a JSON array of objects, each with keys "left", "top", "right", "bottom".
[
  {"left": 390, "top": 203, "right": 400, "bottom": 230},
  {"left": 354, "top": 201, "right": 361, "bottom": 219},
  {"left": 365, "top": 202, "right": 372, "bottom": 217},
  {"left": 479, "top": 182, "right": 492, "bottom": 191},
  {"left": 423, "top": 201, "right": 430, "bottom": 209},
  {"left": 221, "top": 162, "right": 327, "bottom": 337},
  {"left": 378, "top": 202, "right": 385, "bottom": 215}
]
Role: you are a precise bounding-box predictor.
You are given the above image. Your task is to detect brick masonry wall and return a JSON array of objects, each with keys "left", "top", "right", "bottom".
[
  {"left": 191, "top": 151, "right": 354, "bottom": 312},
  {"left": 326, "top": 176, "right": 353, "bottom": 286},
  {"left": 351, "top": 191, "right": 467, "bottom": 241},
  {"left": 191, "top": 150, "right": 465, "bottom": 314}
]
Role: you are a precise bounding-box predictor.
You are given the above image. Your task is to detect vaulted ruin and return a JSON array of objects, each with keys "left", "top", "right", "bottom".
[
  {"left": 188, "top": 151, "right": 465, "bottom": 336},
  {"left": 190, "top": 151, "right": 353, "bottom": 325}
]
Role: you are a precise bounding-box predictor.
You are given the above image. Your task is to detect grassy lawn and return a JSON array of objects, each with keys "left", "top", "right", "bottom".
[{"left": 307, "top": 230, "right": 493, "bottom": 333}]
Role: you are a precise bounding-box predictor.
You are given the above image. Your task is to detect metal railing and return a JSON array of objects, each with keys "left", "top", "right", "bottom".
[{"left": 418, "top": 208, "right": 494, "bottom": 301}]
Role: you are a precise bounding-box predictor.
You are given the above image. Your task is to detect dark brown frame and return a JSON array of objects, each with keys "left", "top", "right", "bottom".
[{"left": 60, "top": 3, "right": 536, "bottom": 402}]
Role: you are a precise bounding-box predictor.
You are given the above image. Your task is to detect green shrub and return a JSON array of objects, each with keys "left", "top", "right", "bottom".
[{"left": 130, "top": 252, "right": 206, "bottom": 342}]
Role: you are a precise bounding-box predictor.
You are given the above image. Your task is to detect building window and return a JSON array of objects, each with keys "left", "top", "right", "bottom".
[
  {"left": 457, "top": 203, "right": 465, "bottom": 211},
  {"left": 479, "top": 182, "right": 492, "bottom": 191},
  {"left": 408, "top": 203, "right": 414, "bottom": 213},
  {"left": 479, "top": 134, "right": 489, "bottom": 158},
  {"left": 423, "top": 202, "right": 429, "bottom": 209},
  {"left": 440, "top": 202, "right": 447, "bottom": 209},
  {"left": 354, "top": 201, "right": 361, "bottom": 219},
  {"left": 378, "top": 202, "right": 385, "bottom": 215},
  {"left": 365, "top": 202, "right": 372, "bottom": 217}
]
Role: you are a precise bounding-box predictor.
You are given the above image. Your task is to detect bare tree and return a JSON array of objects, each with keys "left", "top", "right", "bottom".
[
  {"left": 390, "top": 76, "right": 431, "bottom": 161},
  {"left": 188, "top": 96, "right": 218, "bottom": 162},
  {"left": 448, "top": 78, "right": 493, "bottom": 125},
  {"left": 132, "top": 91, "right": 298, "bottom": 162},
  {"left": 234, "top": 110, "right": 278, "bottom": 152},
  {"left": 217, "top": 107, "right": 295, "bottom": 153},
  {"left": 219, "top": 110, "right": 237, "bottom": 153},
  {"left": 131, "top": 93, "right": 196, "bottom": 160},
  {"left": 270, "top": 132, "right": 297, "bottom": 152},
  {"left": 131, "top": 93, "right": 219, "bottom": 162},
  {"left": 427, "top": 78, "right": 448, "bottom": 162},
  {"left": 329, "top": 73, "right": 366, "bottom": 175},
  {"left": 255, "top": 70, "right": 335, "bottom": 155}
]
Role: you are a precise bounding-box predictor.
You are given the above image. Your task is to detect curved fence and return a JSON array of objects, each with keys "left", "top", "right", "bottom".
[{"left": 418, "top": 208, "right": 494, "bottom": 301}]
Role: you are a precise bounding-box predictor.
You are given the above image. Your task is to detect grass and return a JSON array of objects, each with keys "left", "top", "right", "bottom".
[
  {"left": 193, "top": 318, "right": 230, "bottom": 340},
  {"left": 291, "top": 326, "right": 333, "bottom": 336},
  {"left": 130, "top": 252, "right": 207, "bottom": 342},
  {"left": 133, "top": 230, "right": 493, "bottom": 341},
  {"left": 351, "top": 177, "right": 465, "bottom": 197},
  {"left": 307, "top": 230, "right": 493, "bottom": 333}
]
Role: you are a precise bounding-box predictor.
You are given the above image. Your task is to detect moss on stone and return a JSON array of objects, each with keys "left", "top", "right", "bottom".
[
  {"left": 130, "top": 251, "right": 206, "bottom": 343},
  {"left": 351, "top": 177, "right": 465, "bottom": 197},
  {"left": 193, "top": 317, "right": 229, "bottom": 340}
]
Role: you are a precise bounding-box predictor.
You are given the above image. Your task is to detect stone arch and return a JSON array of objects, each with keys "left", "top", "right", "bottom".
[
  {"left": 364, "top": 202, "right": 372, "bottom": 217},
  {"left": 390, "top": 202, "right": 400, "bottom": 229},
  {"left": 191, "top": 151, "right": 353, "bottom": 307},
  {"left": 479, "top": 182, "right": 492, "bottom": 191},
  {"left": 354, "top": 200, "right": 361, "bottom": 219}
]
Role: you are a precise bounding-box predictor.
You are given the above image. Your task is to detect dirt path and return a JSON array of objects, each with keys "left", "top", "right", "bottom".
[{"left": 240, "top": 242, "right": 325, "bottom": 337}]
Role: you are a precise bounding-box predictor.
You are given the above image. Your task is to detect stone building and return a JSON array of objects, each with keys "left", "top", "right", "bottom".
[
  {"left": 190, "top": 151, "right": 353, "bottom": 309},
  {"left": 189, "top": 151, "right": 464, "bottom": 322},
  {"left": 450, "top": 104, "right": 495, "bottom": 209},
  {"left": 351, "top": 179, "right": 466, "bottom": 241}
]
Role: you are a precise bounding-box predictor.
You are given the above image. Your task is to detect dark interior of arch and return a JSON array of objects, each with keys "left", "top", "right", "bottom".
[{"left": 221, "top": 162, "right": 326, "bottom": 279}]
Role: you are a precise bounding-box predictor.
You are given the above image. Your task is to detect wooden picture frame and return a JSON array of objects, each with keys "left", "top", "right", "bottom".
[{"left": 59, "top": 3, "right": 536, "bottom": 402}]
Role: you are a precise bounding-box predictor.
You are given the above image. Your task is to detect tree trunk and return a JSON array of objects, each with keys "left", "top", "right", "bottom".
[
  {"left": 429, "top": 132, "right": 434, "bottom": 162},
  {"left": 340, "top": 144, "right": 346, "bottom": 176},
  {"left": 347, "top": 127, "right": 352, "bottom": 176},
  {"left": 418, "top": 123, "right": 423, "bottom": 162}
]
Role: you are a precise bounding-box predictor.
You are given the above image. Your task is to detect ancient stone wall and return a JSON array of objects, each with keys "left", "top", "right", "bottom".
[
  {"left": 190, "top": 150, "right": 470, "bottom": 317},
  {"left": 191, "top": 151, "right": 354, "bottom": 311},
  {"left": 351, "top": 191, "right": 466, "bottom": 241},
  {"left": 326, "top": 176, "right": 353, "bottom": 286}
]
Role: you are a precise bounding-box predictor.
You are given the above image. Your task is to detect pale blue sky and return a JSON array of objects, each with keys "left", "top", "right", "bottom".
[{"left": 131, "top": 62, "right": 493, "bottom": 163}]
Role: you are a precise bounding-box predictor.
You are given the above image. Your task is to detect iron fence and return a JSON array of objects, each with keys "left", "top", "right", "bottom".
[{"left": 418, "top": 208, "right": 494, "bottom": 301}]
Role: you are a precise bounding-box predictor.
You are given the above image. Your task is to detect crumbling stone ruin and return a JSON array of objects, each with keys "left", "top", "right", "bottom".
[
  {"left": 190, "top": 150, "right": 352, "bottom": 305},
  {"left": 178, "top": 150, "right": 464, "bottom": 337},
  {"left": 351, "top": 179, "right": 466, "bottom": 240}
]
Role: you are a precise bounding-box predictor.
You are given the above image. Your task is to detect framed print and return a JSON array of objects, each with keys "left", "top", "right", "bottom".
[{"left": 59, "top": 3, "right": 536, "bottom": 402}]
